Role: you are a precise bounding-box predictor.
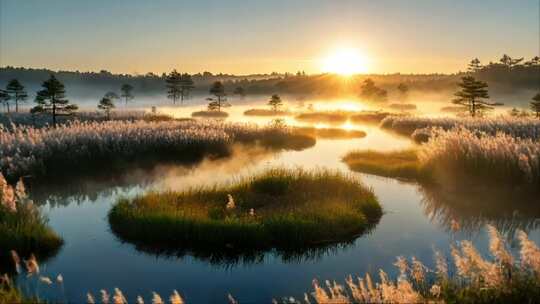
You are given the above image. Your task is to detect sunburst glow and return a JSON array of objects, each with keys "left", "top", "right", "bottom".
[{"left": 322, "top": 48, "right": 369, "bottom": 76}]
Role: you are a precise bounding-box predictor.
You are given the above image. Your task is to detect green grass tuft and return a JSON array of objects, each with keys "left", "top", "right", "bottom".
[
  {"left": 342, "top": 149, "right": 425, "bottom": 180},
  {"left": 109, "top": 168, "right": 381, "bottom": 254}
]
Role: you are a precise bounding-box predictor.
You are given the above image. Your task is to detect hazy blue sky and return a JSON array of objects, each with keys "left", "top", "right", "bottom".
[{"left": 1, "top": 0, "right": 538, "bottom": 74}]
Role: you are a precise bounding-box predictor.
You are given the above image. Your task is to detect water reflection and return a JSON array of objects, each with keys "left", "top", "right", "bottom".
[
  {"left": 418, "top": 181, "right": 540, "bottom": 238},
  {"left": 110, "top": 226, "right": 378, "bottom": 268}
]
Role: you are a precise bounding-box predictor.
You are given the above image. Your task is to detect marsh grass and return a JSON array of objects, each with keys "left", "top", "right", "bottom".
[
  {"left": 350, "top": 111, "right": 392, "bottom": 124},
  {"left": 0, "top": 177, "right": 62, "bottom": 271},
  {"left": 191, "top": 110, "right": 229, "bottom": 118},
  {"left": 109, "top": 168, "right": 381, "bottom": 254},
  {"left": 343, "top": 150, "right": 424, "bottom": 180},
  {"left": 243, "top": 109, "right": 292, "bottom": 116},
  {"left": 298, "top": 225, "right": 540, "bottom": 304},
  {"left": 388, "top": 103, "right": 417, "bottom": 111},
  {"left": 294, "top": 111, "right": 351, "bottom": 124},
  {"left": 0, "top": 120, "right": 316, "bottom": 181}
]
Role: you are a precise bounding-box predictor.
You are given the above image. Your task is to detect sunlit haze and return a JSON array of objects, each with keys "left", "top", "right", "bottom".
[{"left": 1, "top": 0, "right": 538, "bottom": 75}]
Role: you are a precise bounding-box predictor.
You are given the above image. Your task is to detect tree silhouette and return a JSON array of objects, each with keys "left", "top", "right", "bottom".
[
  {"left": 5, "top": 79, "right": 28, "bottom": 112},
  {"left": 233, "top": 87, "right": 246, "bottom": 98},
  {"left": 359, "top": 79, "right": 387, "bottom": 102},
  {"left": 32, "top": 75, "right": 78, "bottom": 127},
  {"left": 120, "top": 84, "right": 134, "bottom": 105},
  {"left": 531, "top": 93, "right": 540, "bottom": 118},
  {"left": 0, "top": 89, "right": 9, "bottom": 113},
  {"left": 467, "top": 58, "right": 482, "bottom": 73},
  {"left": 268, "top": 94, "right": 283, "bottom": 112},
  {"left": 207, "top": 81, "right": 229, "bottom": 111},
  {"left": 98, "top": 97, "right": 115, "bottom": 120},
  {"left": 104, "top": 91, "right": 120, "bottom": 101},
  {"left": 500, "top": 54, "right": 524, "bottom": 68},
  {"left": 397, "top": 83, "right": 409, "bottom": 101},
  {"left": 166, "top": 70, "right": 182, "bottom": 104},
  {"left": 452, "top": 76, "right": 500, "bottom": 117},
  {"left": 179, "top": 73, "right": 195, "bottom": 103}
]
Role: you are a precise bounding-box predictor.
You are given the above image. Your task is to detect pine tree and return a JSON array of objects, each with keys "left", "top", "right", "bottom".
[
  {"left": 207, "top": 81, "right": 228, "bottom": 111},
  {"left": 120, "top": 84, "right": 134, "bottom": 105},
  {"left": 166, "top": 70, "right": 182, "bottom": 104},
  {"left": 268, "top": 94, "right": 283, "bottom": 112},
  {"left": 452, "top": 76, "right": 500, "bottom": 117},
  {"left": 397, "top": 83, "right": 409, "bottom": 101},
  {"left": 104, "top": 91, "right": 120, "bottom": 101},
  {"left": 5, "top": 79, "right": 28, "bottom": 112},
  {"left": 467, "top": 58, "right": 482, "bottom": 73},
  {"left": 500, "top": 54, "right": 524, "bottom": 67},
  {"left": 359, "top": 79, "right": 387, "bottom": 102},
  {"left": 179, "top": 73, "right": 195, "bottom": 103},
  {"left": 97, "top": 97, "right": 115, "bottom": 120},
  {"left": 32, "top": 75, "right": 78, "bottom": 127},
  {"left": 530, "top": 93, "right": 540, "bottom": 118}
]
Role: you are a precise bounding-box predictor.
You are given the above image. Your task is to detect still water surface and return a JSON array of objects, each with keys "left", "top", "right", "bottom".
[{"left": 22, "top": 98, "right": 540, "bottom": 303}]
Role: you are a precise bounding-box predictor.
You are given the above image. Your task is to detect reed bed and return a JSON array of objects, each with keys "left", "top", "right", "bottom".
[
  {"left": 345, "top": 127, "right": 540, "bottom": 188},
  {"left": 191, "top": 110, "right": 229, "bottom": 118},
  {"left": 342, "top": 150, "right": 422, "bottom": 180},
  {"left": 0, "top": 175, "right": 62, "bottom": 263},
  {"left": 380, "top": 115, "right": 540, "bottom": 140},
  {"left": 296, "top": 225, "right": 540, "bottom": 304},
  {"left": 419, "top": 127, "right": 540, "bottom": 186},
  {"left": 109, "top": 168, "right": 381, "bottom": 252},
  {"left": 0, "top": 111, "right": 155, "bottom": 128},
  {"left": 350, "top": 111, "right": 392, "bottom": 124},
  {"left": 0, "top": 120, "right": 314, "bottom": 180},
  {"left": 243, "top": 109, "right": 292, "bottom": 116}
]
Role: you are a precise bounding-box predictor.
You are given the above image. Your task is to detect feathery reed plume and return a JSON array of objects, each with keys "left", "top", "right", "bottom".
[
  {"left": 249, "top": 208, "right": 255, "bottom": 217},
  {"left": 57, "top": 274, "right": 64, "bottom": 284},
  {"left": 430, "top": 284, "right": 441, "bottom": 298},
  {"left": 87, "top": 292, "right": 96, "bottom": 304},
  {"left": 39, "top": 276, "right": 53, "bottom": 285},
  {"left": 100, "top": 289, "right": 110, "bottom": 304},
  {"left": 227, "top": 293, "right": 238, "bottom": 304},
  {"left": 10, "top": 250, "right": 21, "bottom": 274},
  {"left": 450, "top": 219, "right": 460, "bottom": 233},
  {"left": 517, "top": 230, "right": 540, "bottom": 278},
  {"left": 169, "top": 290, "right": 184, "bottom": 304},
  {"left": 410, "top": 256, "right": 427, "bottom": 284},
  {"left": 226, "top": 194, "right": 236, "bottom": 210},
  {"left": 24, "top": 254, "right": 40, "bottom": 276},
  {"left": 433, "top": 249, "right": 448, "bottom": 279},
  {"left": 15, "top": 178, "right": 27, "bottom": 201},
  {"left": 487, "top": 224, "right": 513, "bottom": 266},
  {"left": 151, "top": 292, "right": 163, "bottom": 304},
  {"left": 136, "top": 295, "right": 145, "bottom": 304},
  {"left": 113, "top": 288, "right": 127, "bottom": 304},
  {"left": 394, "top": 256, "right": 408, "bottom": 280}
]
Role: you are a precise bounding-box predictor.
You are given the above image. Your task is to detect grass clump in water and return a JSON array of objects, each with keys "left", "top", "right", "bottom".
[
  {"left": 343, "top": 149, "right": 424, "bottom": 180},
  {"left": 243, "top": 109, "right": 292, "bottom": 116},
  {"left": 0, "top": 175, "right": 63, "bottom": 265},
  {"left": 350, "top": 111, "right": 392, "bottom": 124},
  {"left": 191, "top": 110, "right": 229, "bottom": 118},
  {"left": 109, "top": 168, "right": 381, "bottom": 252}
]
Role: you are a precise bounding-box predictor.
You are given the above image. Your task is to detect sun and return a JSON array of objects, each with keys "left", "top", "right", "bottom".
[{"left": 321, "top": 48, "right": 369, "bottom": 76}]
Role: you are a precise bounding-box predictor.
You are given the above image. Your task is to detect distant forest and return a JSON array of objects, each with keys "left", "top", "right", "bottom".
[{"left": 0, "top": 55, "right": 538, "bottom": 98}]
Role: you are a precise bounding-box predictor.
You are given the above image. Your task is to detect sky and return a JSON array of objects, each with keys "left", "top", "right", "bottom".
[{"left": 0, "top": 0, "right": 538, "bottom": 75}]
